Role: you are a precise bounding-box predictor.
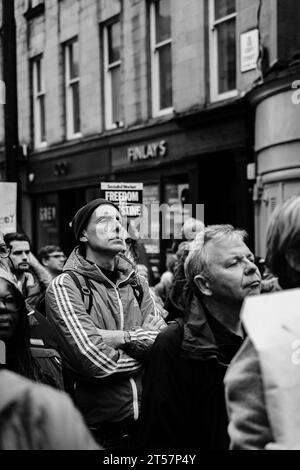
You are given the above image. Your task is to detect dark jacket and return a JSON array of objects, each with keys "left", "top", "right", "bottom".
[
  {"left": 138, "top": 291, "right": 243, "bottom": 450},
  {"left": 28, "top": 307, "right": 65, "bottom": 390}
]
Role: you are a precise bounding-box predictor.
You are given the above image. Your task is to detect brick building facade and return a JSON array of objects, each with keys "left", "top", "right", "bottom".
[{"left": 1, "top": 0, "right": 300, "bottom": 274}]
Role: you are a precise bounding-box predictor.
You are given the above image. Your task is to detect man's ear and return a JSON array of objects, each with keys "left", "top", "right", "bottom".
[
  {"left": 42, "top": 258, "right": 49, "bottom": 267},
  {"left": 194, "top": 274, "right": 212, "bottom": 297},
  {"left": 79, "top": 230, "right": 88, "bottom": 243}
]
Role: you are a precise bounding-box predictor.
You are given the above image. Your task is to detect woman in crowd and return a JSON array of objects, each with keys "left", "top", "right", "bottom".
[
  {"left": 0, "top": 264, "right": 41, "bottom": 381},
  {"left": 0, "top": 260, "right": 99, "bottom": 450}
]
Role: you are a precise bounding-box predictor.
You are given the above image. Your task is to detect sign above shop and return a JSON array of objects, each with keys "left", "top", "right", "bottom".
[
  {"left": 100, "top": 182, "right": 143, "bottom": 217},
  {"left": 240, "top": 29, "right": 259, "bottom": 72},
  {"left": 127, "top": 140, "right": 167, "bottom": 163}
]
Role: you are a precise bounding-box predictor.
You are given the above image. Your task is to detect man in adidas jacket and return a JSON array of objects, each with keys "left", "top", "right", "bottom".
[{"left": 45, "top": 198, "right": 166, "bottom": 449}]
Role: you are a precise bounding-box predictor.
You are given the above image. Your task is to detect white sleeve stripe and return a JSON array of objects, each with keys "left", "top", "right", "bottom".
[
  {"left": 56, "top": 276, "right": 139, "bottom": 372},
  {"left": 53, "top": 276, "right": 114, "bottom": 374},
  {"left": 135, "top": 330, "right": 157, "bottom": 340},
  {"left": 58, "top": 275, "right": 139, "bottom": 372},
  {"left": 53, "top": 275, "right": 138, "bottom": 373}
]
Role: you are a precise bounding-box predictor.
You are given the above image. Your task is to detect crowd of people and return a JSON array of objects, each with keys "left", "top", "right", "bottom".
[{"left": 0, "top": 194, "right": 300, "bottom": 450}]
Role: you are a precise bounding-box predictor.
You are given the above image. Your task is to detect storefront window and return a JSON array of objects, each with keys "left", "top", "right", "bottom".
[
  {"left": 36, "top": 193, "right": 59, "bottom": 249},
  {"left": 163, "top": 182, "right": 191, "bottom": 253}
]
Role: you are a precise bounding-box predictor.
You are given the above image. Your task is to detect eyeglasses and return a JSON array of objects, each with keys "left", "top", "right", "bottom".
[{"left": 0, "top": 245, "right": 11, "bottom": 259}]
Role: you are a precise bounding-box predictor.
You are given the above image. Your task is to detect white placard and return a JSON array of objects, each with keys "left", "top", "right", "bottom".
[
  {"left": 0, "top": 182, "right": 17, "bottom": 234},
  {"left": 240, "top": 29, "right": 259, "bottom": 73},
  {"left": 100, "top": 182, "right": 143, "bottom": 218},
  {"left": 242, "top": 289, "right": 300, "bottom": 449}
]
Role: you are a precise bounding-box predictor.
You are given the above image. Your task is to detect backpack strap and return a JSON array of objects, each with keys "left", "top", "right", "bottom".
[
  {"left": 64, "top": 268, "right": 143, "bottom": 313},
  {"left": 64, "top": 270, "right": 93, "bottom": 315},
  {"left": 117, "top": 253, "right": 145, "bottom": 307},
  {"left": 127, "top": 273, "right": 144, "bottom": 308}
]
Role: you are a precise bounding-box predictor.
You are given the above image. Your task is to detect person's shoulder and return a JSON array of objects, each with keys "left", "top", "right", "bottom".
[
  {"left": 153, "top": 320, "right": 183, "bottom": 347},
  {"left": 0, "top": 370, "right": 99, "bottom": 450},
  {"left": 0, "top": 369, "right": 63, "bottom": 408},
  {"left": 224, "top": 336, "right": 259, "bottom": 387},
  {"left": 0, "top": 369, "right": 29, "bottom": 392},
  {"left": 47, "top": 271, "right": 77, "bottom": 290}
]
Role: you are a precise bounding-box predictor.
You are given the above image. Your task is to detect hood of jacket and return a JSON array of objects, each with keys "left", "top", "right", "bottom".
[
  {"left": 63, "top": 247, "right": 135, "bottom": 285},
  {"left": 181, "top": 290, "right": 243, "bottom": 366}
]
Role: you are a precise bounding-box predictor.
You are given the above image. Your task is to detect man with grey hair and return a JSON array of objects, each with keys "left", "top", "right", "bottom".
[{"left": 138, "top": 224, "right": 261, "bottom": 450}]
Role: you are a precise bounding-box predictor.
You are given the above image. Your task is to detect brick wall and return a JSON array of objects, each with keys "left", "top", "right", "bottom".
[
  {"left": 12, "top": 0, "right": 297, "bottom": 152},
  {"left": 123, "top": 0, "right": 148, "bottom": 126},
  {"left": 79, "top": 0, "right": 102, "bottom": 135},
  {"left": 173, "top": 0, "right": 206, "bottom": 111},
  {"left": 45, "top": 0, "right": 62, "bottom": 145}
]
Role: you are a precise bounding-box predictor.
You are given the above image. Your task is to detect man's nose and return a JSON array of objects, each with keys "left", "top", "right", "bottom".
[
  {"left": 244, "top": 259, "right": 259, "bottom": 275},
  {"left": 115, "top": 219, "right": 122, "bottom": 233}
]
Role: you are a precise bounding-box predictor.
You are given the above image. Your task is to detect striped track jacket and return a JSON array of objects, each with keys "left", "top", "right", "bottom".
[{"left": 45, "top": 247, "right": 163, "bottom": 426}]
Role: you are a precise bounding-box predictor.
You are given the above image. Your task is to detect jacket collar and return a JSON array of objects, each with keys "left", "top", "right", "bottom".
[
  {"left": 181, "top": 289, "right": 243, "bottom": 366},
  {"left": 63, "top": 247, "right": 135, "bottom": 285}
]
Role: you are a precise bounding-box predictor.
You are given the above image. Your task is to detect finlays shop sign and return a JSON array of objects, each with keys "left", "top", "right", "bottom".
[
  {"left": 127, "top": 140, "right": 167, "bottom": 162},
  {"left": 100, "top": 182, "right": 143, "bottom": 218},
  {"left": 0, "top": 182, "right": 17, "bottom": 234}
]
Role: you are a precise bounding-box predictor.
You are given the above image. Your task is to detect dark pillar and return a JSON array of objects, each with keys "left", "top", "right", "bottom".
[{"left": 2, "top": 0, "right": 20, "bottom": 221}]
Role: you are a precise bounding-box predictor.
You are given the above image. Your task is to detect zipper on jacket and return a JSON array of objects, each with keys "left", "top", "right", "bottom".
[
  {"left": 115, "top": 271, "right": 135, "bottom": 330},
  {"left": 95, "top": 265, "right": 134, "bottom": 330},
  {"left": 116, "top": 271, "right": 134, "bottom": 289},
  {"left": 115, "top": 287, "right": 125, "bottom": 330},
  {"left": 129, "top": 377, "right": 139, "bottom": 421}
]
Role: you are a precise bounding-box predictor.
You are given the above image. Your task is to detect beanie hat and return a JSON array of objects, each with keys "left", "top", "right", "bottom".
[{"left": 71, "top": 198, "right": 120, "bottom": 242}]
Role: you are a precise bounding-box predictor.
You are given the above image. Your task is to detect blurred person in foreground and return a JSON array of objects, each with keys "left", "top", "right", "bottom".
[
  {"left": 138, "top": 225, "right": 261, "bottom": 450},
  {"left": 0, "top": 369, "right": 100, "bottom": 450},
  {"left": 225, "top": 195, "right": 300, "bottom": 450}
]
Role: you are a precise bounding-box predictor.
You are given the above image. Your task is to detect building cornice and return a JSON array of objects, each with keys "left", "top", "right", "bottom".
[
  {"left": 246, "top": 61, "right": 300, "bottom": 107},
  {"left": 173, "top": 98, "right": 249, "bottom": 128}
]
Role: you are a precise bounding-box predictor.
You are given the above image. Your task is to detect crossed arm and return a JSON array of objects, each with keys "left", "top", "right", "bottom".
[{"left": 46, "top": 273, "right": 166, "bottom": 379}]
